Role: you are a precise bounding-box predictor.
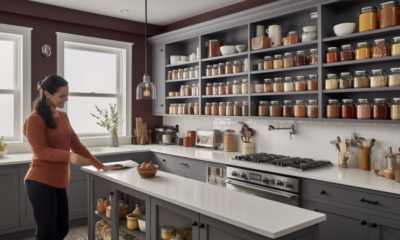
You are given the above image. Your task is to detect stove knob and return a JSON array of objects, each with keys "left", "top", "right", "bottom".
[
  {"left": 240, "top": 172, "right": 247, "bottom": 179},
  {"left": 263, "top": 177, "right": 269, "bottom": 184},
  {"left": 276, "top": 180, "right": 283, "bottom": 186},
  {"left": 285, "top": 182, "right": 292, "bottom": 188},
  {"left": 231, "top": 171, "right": 237, "bottom": 177}
]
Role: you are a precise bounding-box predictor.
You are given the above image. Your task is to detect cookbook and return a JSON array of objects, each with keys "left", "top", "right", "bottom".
[{"left": 103, "top": 160, "right": 139, "bottom": 169}]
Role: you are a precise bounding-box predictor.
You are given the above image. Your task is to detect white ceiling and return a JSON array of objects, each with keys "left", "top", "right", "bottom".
[{"left": 29, "top": 0, "right": 244, "bottom": 26}]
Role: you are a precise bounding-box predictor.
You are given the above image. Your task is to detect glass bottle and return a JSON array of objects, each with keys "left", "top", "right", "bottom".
[
  {"left": 283, "top": 100, "right": 294, "bottom": 117},
  {"left": 326, "top": 47, "right": 340, "bottom": 63},
  {"left": 264, "top": 78, "right": 273, "bottom": 92},
  {"left": 269, "top": 101, "right": 282, "bottom": 117},
  {"left": 233, "top": 80, "right": 242, "bottom": 94},
  {"left": 226, "top": 102, "right": 234, "bottom": 116},
  {"left": 283, "top": 52, "right": 294, "bottom": 68},
  {"left": 242, "top": 79, "right": 249, "bottom": 94},
  {"left": 273, "top": 77, "right": 284, "bottom": 92},
  {"left": 356, "top": 99, "right": 372, "bottom": 119},
  {"left": 284, "top": 77, "right": 295, "bottom": 92},
  {"left": 183, "top": 68, "right": 190, "bottom": 79},
  {"left": 309, "top": 49, "right": 318, "bottom": 65},
  {"left": 325, "top": 73, "right": 339, "bottom": 90},
  {"left": 389, "top": 67, "right": 400, "bottom": 87},
  {"left": 259, "top": 101, "right": 269, "bottom": 116},
  {"left": 355, "top": 42, "right": 371, "bottom": 60},
  {"left": 391, "top": 37, "right": 400, "bottom": 56},
  {"left": 273, "top": 54, "right": 283, "bottom": 68},
  {"left": 263, "top": 56, "right": 273, "bottom": 70},
  {"left": 180, "top": 85, "right": 186, "bottom": 96},
  {"left": 339, "top": 72, "right": 353, "bottom": 89},
  {"left": 359, "top": 6, "right": 378, "bottom": 32},
  {"left": 233, "top": 61, "right": 242, "bottom": 73},
  {"left": 294, "top": 100, "right": 307, "bottom": 118},
  {"left": 308, "top": 74, "right": 318, "bottom": 90},
  {"left": 212, "top": 64, "right": 219, "bottom": 76},
  {"left": 213, "top": 82, "right": 219, "bottom": 95},
  {"left": 206, "top": 65, "right": 213, "bottom": 76},
  {"left": 373, "top": 98, "right": 389, "bottom": 119},
  {"left": 205, "top": 103, "right": 212, "bottom": 115},
  {"left": 295, "top": 76, "right": 307, "bottom": 91},
  {"left": 372, "top": 39, "right": 390, "bottom": 58},
  {"left": 295, "top": 51, "right": 308, "bottom": 66},
  {"left": 354, "top": 70, "right": 370, "bottom": 88},
  {"left": 379, "top": 1, "right": 400, "bottom": 29},
  {"left": 219, "top": 102, "right": 226, "bottom": 116},
  {"left": 340, "top": 45, "right": 355, "bottom": 61},
  {"left": 219, "top": 82, "right": 226, "bottom": 95},
  {"left": 178, "top": 69, "right": 184, "bottom": 79},
  {"left": 224, "top": 129, "right": 236, "bottom": 152},
  {"left": 307, "top": 100, "right": 318, "bottom": 118},
  {"left": 206, "top": 83, "right": 213, "bottom": 95},
  {"left": 390, "top": 98, "right": 400, "bottom": 120},
  {"left": 326, "top": 99, "right": 340, "bottom": 118},
  {"left": 218, "top": 63, "right": 225, "bottom": 75},
  {"left": 341, "top": 99, "right": 356, "bottom": 119},
  {"left": 370, "top": 69, "right": 388, "bottom": 88},
  {"left": 234, "top": 102, "right": 242, "bottom": 116},
  {"left": 225, "top": 62, "right": 233, "bottom": 74}
]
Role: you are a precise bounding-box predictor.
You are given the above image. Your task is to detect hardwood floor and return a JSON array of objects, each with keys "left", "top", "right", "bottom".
[{"left": 18, "top": 224, "right": 88, "bottom": 240}]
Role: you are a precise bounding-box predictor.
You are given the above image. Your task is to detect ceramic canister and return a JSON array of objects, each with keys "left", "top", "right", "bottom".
[{"left": 266, "top": 25, "right": 282, "bottom": 47}]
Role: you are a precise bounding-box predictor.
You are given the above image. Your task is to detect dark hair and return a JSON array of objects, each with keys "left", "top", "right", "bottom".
[{"left": 33, "top": 75, "right": 68, "bottom": 128}]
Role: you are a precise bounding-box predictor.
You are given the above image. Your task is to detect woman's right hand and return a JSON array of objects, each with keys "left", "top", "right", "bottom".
[{"left": 69, "top": 153, "right": 90, "bottom": 165}]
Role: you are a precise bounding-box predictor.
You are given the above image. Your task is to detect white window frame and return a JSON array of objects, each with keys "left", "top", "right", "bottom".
[
  {"left": 56, "top": 32, "right": 133, "bottom": 142},
  {"left": 0, "top": 24, "right": 32, "bottom": 142}
]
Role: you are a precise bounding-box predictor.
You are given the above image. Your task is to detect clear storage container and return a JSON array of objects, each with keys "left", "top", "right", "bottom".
[
  {"left": 273, "top": 77, "right": 284, "bottom": 92},
  {"left": 269, "top": 101, "right": 282, "bottom": 117},
  {"left": 259, "top": 101, "right": 269, "bottom": 116},
  {"left": 325, "top": 73, "right": 339, "bottom": 90},
  {"left": 355, "top": 42, "right": 371, "bottom": 60},
  {"left": 326, "top": 99, "right": 340, "bottom": 118},
  {"left": 283, "top": 100, "right": 294, "bottom": 117},
  {"left": 359, "top": 6, "right": 378, "bottom": 32},
  {"left": 370, "top": 69, "right": 388, "bottom": 87},
  {"left": 389, "top": 67, "right": 400, "bottom": 87},
  {"left": 307, "top": 100, "right": 318, "bottom": 118},
  {"left": 339, "top": 72, "right": 353, "bottom": 89},
  {"left": 354, "top": 70, "right": 370, "bottom": 88},
  {"left": 356, "top": 99, "right": 372, "bottom": 119},
  {"left": 284, "top": 77, "right": 295, "bottom": 92}
]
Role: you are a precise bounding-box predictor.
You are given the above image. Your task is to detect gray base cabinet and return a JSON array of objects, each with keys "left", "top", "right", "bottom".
[
  {"left": 19, "top": 166, "right": 35, "bottom": 227},
  {"left": 68, "top": 174, "right": 88, "bottom": 218},
  {"left": 370, "top": 216, "right": 400, "bottom": 240},
  {"left": 0, "top": 168, "right": 19, "bottom": 231}
]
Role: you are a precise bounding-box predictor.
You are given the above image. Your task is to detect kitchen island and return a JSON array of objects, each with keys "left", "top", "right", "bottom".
[{"left": 82, "top": 165, "right": 324, "bottom": 240}]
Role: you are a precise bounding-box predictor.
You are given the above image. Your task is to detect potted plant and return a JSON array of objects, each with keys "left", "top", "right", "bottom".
[
  {"left": 90, "top": 104, "right": 123, "bottom": 147},
  {"left": 0, "top": 136, "right": 8, "bottom": 158}
]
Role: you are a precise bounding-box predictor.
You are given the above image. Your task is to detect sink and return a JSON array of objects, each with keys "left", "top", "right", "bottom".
[{"left": 87, "top": 147, "right": 113, "bottom": 154}]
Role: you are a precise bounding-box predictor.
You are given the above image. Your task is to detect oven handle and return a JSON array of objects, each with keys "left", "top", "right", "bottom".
[{"left": 225, "top": 180, "right": 296, "bottom": 199}]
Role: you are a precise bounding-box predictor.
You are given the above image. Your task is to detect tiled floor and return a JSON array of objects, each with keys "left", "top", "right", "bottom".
[{"left": 19, "top": 224, "right": 88, "bottom": 240}]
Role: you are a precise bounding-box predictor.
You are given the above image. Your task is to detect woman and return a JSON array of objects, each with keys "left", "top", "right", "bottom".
[{"left": 24, "top": 75, "right": 117, "bottom": 240}]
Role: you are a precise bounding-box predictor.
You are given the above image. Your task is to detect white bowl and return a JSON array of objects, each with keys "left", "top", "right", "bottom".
[
  {"left": 236, "top": 45, "right": 247, "bottom": 52},
  {"left": 138, "top": 215, "right": 146, "bottom": 232},
  {"left": 303, "top": 26, "right": 317, "bottom": 33},
  {"left": 220, "top": 46, "right": 237, "bottom": 56},
  {"left": 0, "top": 150, "right": 8, "bottom": 158},
  {"left": 333, "top": 23, "right": 356, "bottom": 36}
]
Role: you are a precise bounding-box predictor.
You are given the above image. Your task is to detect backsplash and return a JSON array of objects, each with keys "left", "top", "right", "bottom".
[{"left": 164, "top": 116, "right": 400, "bottom": 168}]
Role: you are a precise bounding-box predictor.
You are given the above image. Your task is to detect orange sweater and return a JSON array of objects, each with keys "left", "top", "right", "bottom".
[{"left": 23, "top": 111, "right": 104, "bottom": 188}]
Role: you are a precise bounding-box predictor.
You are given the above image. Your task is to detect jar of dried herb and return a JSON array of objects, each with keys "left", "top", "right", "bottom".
[
  {"left": 283, "top": 100, "right": 294, "bottom": 117},
  {"left": 339, "top": 72, "right": 353, "bottom": 89},
  {"left": 308, "top": 74, "right": 318, "bottom": 90},
  {"left": 307, "top": 100, "right": 318, "bottom": 118},
  {"left": 269, "top": 101, "right": 282, "bottom": 117},
  {"left": 326, "top": 99, "right": 340, "bottom": 118},
  {"left": 370, "top": 69, "right": 388, "bottom": 87},
  {"left": 309, "top": 49, "right": 318, "bottom": 65},
  {"left": 259, "top": 101, "right": 269, "bottom": 116},
  {"left": 294, "top": 100, "right": 307, "bottom": 118},
  {"left": 295, "top": 76, "right": 307, "bottom": 91}
]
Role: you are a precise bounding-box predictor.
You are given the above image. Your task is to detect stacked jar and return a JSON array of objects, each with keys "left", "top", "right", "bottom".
[
  {"left": 389, "top": 67, "right": 400, "bottom": 87},
  {"left": 264, "top": 78, "right": 273, "bottom": 92},
  {"left": 325, "top": 74, "right": 339, "bottom": 90},
  {"left": 283, "top": 100, "right": 294, "bottom": 117},
  {"left": 340, "top": 45, "right": 355, "bottom": 61},
  {"left": 359, "top": 6, "right": 378, "bottom": 32},
  {"left": 270, "top": 101, "right": 282, "bottom": 117},
  {"left": 391, "top": 98, "right": 400, "bottom": 120},
  {"left": 254, "top": 80, "right": 264, "bottom": 93},
  {"left": 307, "top": 100, "right": 318, "bottom": 118},
  {"left": 370, "top": 69, "right": 388, "bottom": 87},
  {"left": 259, "top": 101, "right": 269, "bottom": 116},
  {"left": 341, "top": 99, "right": 356, "bottom": 119},
  {"left": 355, "top": 42, "right": 371, "bottom": 60},
  {"left": 264, "top": 56, "right": 273, "bottom": 70},
  {"left": 284, "top": 77, "right": 295, "bottom": 92},
  {"left": 295, "top": 76, "right": 307, "bottom": 91},
  {"left": 294, "top": 100, "right": 307, "bottom": 118},
  {"left": 274, "top": 54, "right": 283, "bottom": 69},
  {"left": 226, "top": 102, "right": 234, "bottom": 116},
  {"left": 373, "top": 98, "right": 389, "bottom": 119},
  {"left": 354, "top": 70, "right": 370, "bottom": 88},
  {"left": 283, "top": 52, "right": 295, "bottom": 68},
  {"left": 242, "top": 102, "right": 249, "bottom": 116},
  {"left": 308, "top": 74, "right": 318, "bottom": 90},
  {"left": 295, "top": 51, "right": 308, "bottom": 66},
  {"left": 379, "top": 1, "right": 400, "bottom": 29},
  {"left": 326, "top": 47, "right": 340, "bottom": 63},
  {"left": 326, "top": 99, "right": 340, "bottom": 118},
  {"left": 356, "top": 99, "right": 372, "bottom": 119},
  {"left": 339, "top": 72, "right": 353, "bottom": 89},
  {"left": 233, "top": 80, "right": 242, "bottom": 94},
  {"left": 273, "top": 77, "right": 284, "bottom": 92}
]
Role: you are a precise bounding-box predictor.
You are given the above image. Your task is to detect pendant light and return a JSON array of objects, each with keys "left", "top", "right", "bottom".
[{"left": 136, "top": 0, "right": 156, "bottom": 100}]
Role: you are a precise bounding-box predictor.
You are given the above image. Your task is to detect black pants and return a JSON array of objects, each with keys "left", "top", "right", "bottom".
[{"left": 25, "top": 180, "right": 69, "bottom": 240}]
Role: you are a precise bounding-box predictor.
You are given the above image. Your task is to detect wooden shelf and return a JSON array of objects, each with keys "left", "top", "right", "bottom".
[
  {"left": 251, "top": 65, "right": 317, "bottom": 75},
  {"left": 251, "top": 91, "right": 318, "bottom": 96},
  {"left": 166, "top": 61, "right": 199, "bottom": 68},
  {"left": 323, "top": 25, "right": 400, "bottom": 43},
  {"left": 322, "top": 55, "right": 400, "bottom": 68},
  {"left": 166, "top": 78, "right": 199, "bottom": 83},
  {"left": 202, "top": 72, "right": 248, "bottom": 79},
  {"left": 202, "top": 52, "right": 248, "bottom": 62},
  {"left": 323, "top": 86, "right": 400, "bottom": 93},
  {"left": 251, "top": 40, "right": 318, "bottom": 55}
]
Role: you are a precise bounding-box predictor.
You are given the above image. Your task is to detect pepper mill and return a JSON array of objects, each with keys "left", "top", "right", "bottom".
[{"left": 148, "top": 129, "right": 152, "bottom": 144}]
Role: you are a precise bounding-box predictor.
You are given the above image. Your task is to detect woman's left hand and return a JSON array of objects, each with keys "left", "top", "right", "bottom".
[{"left": 102, "top": 165, "right": 123, "bottom": 171}]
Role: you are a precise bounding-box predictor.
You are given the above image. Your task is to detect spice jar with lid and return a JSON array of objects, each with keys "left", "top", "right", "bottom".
[
  {"left": 283, "top": 52, "right": 294, "bottom": 68},
  {"left": 225, "top": 62, "right": 233, "bottom": 74},
  {"left": 341, "top": 99, "right": 356, "bottom": 119},
  {"left": 283, "top": 100, "right": 294, "bottom": 117},
  {"left": 180, "top": 85, "right": 186, "bottom": 96},
  {"left": 161, "top": 226, "right": 176, "bottom": 240},
  {"left": 195, "top": 66, "right": 199, "bottom": 77},
  {"left": 392, "top": 37, "right": 400, "bottom": 56},
  {"left": 354, "top": 70, "right": 370, "bottom": 88},
  {"left": 295, "top": 51, "right": 308, "bottom": 66},
  {"left": 307, "top": 100, "right": 318, "bottom": 118},
  {"left": 389, "top": 67, "right": 400, "bottom": 87},
  {"left": 339, "top": 72, "right": 353, "bottom": 89},
  {"left": 308, "top": 74, "right": 318, "bottom": 90},
  {"left": 340, "top": 45, "right": 355, "bottom": 61},
  {"left": 355, "top": 42, "right": 371, "bottom": 60},
  {"left": 259, "top": 101, "right": 269, "bottom": 116},
  {"left": 242, "top": 101, "right": 249, "bottom": 116},
  {"left": 173, "top": 103, "right": 178, "bottom": 114},
  {"left": 372, "top": 39, "right": 390, "bottom": 58},
  {"left": 356, "top": 99, "right": 372, "bottom": 119},
  {"left": 373, "top": 98, "right": 389, "bottom": 119},
  {"left": 294, "top": 100, "right": 307, "bottom": 118},
  {"left": 226, "top": 102, "right": 234, "bottom": 116},
  {"left": 391, "top": 98, "right": 400, "bottom": 120},
  {"left": 219, "top": 82, "right": 226, "bottom": 95},
  {"left": 183, "top": 103, "right": 189, "bottom": 114},
  {"left": 194, "top": 103, "right": 199, "bottom": 115},
  {"left": 325, "top": 73, "right": 339, "bottom": 90},
  {"left": 233, "top": 80, "right": 242, "bottom": 94},
  {"left": 212, "top": 64, "right": 219, "bottom": 76},
  {"left": 185, "top": 85, "right": 192, "bottom": 96},
  {"left": 206, "top": 83, "right": 213, "bottom": 95},
  {"left": 326, "top": 99, "right": 340, "bottom": 118},
  {"left": 254, "top": 80, "right": 263, "bottom": 93},
  {"left": 191, "top": 83, "right": 198, "bottom": 96},
  {"left": 188, "top": 103, "right": 195, "bottom": 115},
  {"left": 226, "top": 81, "right": 233, "bottom": 94},
  {"left": 233, "top": 61, "right": 242, "bottom": 73},
  {"left": 270, "top": 101, "right": 282, "bottom": 117},
  {"left": 205, "top": 103, "right": 212, "bottom": 115},
  {"left": 295, "top": 76, "right": 307, "bottom": 91},
  {"left": 379, "top": 1, "right": 400, "bottom": 29},
  {"left": 189, "top": 67, "right": 195, "bottom": 78},
  {"left": 273, "top": 54, "right": 283, "bottom": 69},
  {"left": 213, "top": 82, "right": 219, "bottom": 95},
  {"left": 169, "top": 103, "right": 174, "bottom": 114},
  {"left": 183, "top": 68, "right": 190, "bottom": 79},
  {"left": 370, "top": 69, "right": 388, "bottom": 87},
  {"left": 309, "top": 49, "right": 318, "bottom": 65},
  {"left": 218, "top": 63, "right": 225, "bottom": 75},
  {"left": 284, "top": 77, "right": 295, "bottom": 92},
  {"left": 97, "top": 197, "right": 108, "bottom": 213},
  {"left": 326, "top": 47, "right": 340, "bottom": 63},
  {"left": 224, "top": 130, "right": 235, "bottom": 152},
  {"left": 234, "top": 102, "right": 242, "bottom": 116},
  {"left": 178, "top": 69, "right": 184, "bottom": 79},
  {"left": 288, "top": 31, "right": 301, "bottom": 44},
  {"left": 206, "top": 65, "right": 213, "bottom": 76},
  {"left": 172, "top": 70, "right": 178, "bottom": 80},
  {"left": 250, "top": 81, "right": 256, "bottom": 93},
  {"left": 219, "top": 102, "right": 226, "bottom": 116},
  {"left": 263, "top": 56, "right": 273, "bottom": 70},
  {"left": 178, "top": 104, "right": 183, "bottom": 115},
  {"left": 273, "top": 77, "right": 284, "bottom": 92},
  {"left": 167, "top": 71, "right": 172, "bottom": 80},
  {"left": 242, "top": 79, "right": 249, "bottom": 94},
  {"left": 359, "top": 6, "right": 378, "bottom": 32},
  {"left": 211, "top": 102, "right": 219, "bottom": 115},
  {"left": 264, "top": 78, "right": 273, "bottom": 92}
]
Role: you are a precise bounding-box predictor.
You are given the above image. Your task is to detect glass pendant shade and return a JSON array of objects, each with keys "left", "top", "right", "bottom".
[{"left": 136, "top": 74, "right": 156, "bottom": 99}]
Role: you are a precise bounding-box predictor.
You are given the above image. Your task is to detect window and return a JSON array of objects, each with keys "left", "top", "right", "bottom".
[
  {"left": 0, "top": 24, "right": 32, "bottom": 141},
  {"left": 57, "top": 33, "right": 132, "bottom": 138}
]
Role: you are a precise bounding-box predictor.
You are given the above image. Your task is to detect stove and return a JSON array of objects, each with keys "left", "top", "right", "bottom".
[{"left": 231, "top": 153, "right": 332, "bottom": 171}]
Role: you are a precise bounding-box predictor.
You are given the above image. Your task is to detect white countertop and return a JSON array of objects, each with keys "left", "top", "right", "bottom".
[
  {"left": 2, "top": 144, "right": 400, "bottom": 195},
  {"left": 81, "top": 165, "right": 325, "bottom": 239}
]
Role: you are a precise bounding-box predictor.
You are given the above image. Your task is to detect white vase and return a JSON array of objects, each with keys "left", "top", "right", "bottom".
[{"left": 110, "top": 132, "right": 119, "bottom": 147}]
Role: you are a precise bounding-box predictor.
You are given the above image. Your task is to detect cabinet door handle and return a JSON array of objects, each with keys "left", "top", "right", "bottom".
[
  {"left": 199, "top": 223, "right": 205, "bottom": 228},
  {"left": 162, "top": 159, "right": 166, "bottom": 162},
  {"left": 320, "top": 190, "right": 326, "bottom": 195},
  {"left": 192, "top": 221, "right": 198, "bottom": 227},
  {"left": 161, "top": 104, "right": 163, "bottom": 107},
  {"left": 361, "top": 221, "right": 367, "bottom": 225},
  {"left": 361, "top": 198, "right": 378, "bottom": 205},
  {"left": 180, "top": 162, "right": 188, "bottom": 166},
  {"left": 371, "top": 223, "right": 378, "bottom": 228}
]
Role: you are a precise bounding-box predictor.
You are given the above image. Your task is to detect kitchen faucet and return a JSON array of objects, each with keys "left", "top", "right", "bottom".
[{"left": 268, "top": 124, "right": 296, "bottom": 140}]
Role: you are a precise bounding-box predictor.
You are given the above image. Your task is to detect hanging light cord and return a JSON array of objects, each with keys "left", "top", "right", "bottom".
[{"left": 145, "top": 0, "right": 147, "bottom": 75}]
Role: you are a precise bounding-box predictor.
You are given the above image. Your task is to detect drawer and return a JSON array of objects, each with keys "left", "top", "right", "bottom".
[
  {"left": 159, "top": 164, "right": 184, "bottom": 177},
  {"left": 306, "top": 181, "right": 400, "bottom": 215},
  {"left": 154, "top": 153, "right": 206, "bottom": 174},
  {"left": 184, "top": 170, "right": 206, "bottom": 182},
  {"left": 119, "top": 152, "right": 151, "bottom": 163}
]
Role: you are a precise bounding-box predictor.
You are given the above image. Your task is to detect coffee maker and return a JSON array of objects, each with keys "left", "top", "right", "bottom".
[{"left": 154, "top": 125, "right": 179, "bottom": 145}]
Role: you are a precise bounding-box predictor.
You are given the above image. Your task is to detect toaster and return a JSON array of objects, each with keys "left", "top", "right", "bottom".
[{"left": 195, "top": 129, "right": 221, "bottom": 149}]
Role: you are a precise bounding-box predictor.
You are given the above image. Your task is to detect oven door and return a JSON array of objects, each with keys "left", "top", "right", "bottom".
[{"left": 226, "top": 179, "right": 300, "bottom": 207}]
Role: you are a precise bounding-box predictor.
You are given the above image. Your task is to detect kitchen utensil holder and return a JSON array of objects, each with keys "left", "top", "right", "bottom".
[
  {"left": 359, "top": 148, "right": 371, "bottom": 171},
  {"left": 243, "top": 142, "right": 255, "bottom": 154}
]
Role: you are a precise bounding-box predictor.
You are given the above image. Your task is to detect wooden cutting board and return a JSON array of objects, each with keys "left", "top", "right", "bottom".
[
  {"left": 143, "top": 122, "right": 149, "bottom": 143},
  {"left": 135, "top": 118, "right": 144, "bottom": 144}
]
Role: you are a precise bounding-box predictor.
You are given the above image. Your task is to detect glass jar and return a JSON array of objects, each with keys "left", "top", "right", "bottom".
[
  {"left": 326, "top": 47, "right": 340, "bottom": 63},
  {"left": 391, "top": 98, "right": 400, "bottom": 120},
  {"left": 340, "top": 45, "right": 355, "bottom": 61},
  {"left": 178, "top": 69, "right": 184, "bottom": 79},
  {"left": 205, "top": 103, "right": 212, "bottom": 115},
  {"left": 250, "top": 81, "right": 256, "bottom": 93},
  {"left": 264, "top": 78, "right": 273, "bottom": 92},
  {"left": 173, "top": 103, "right": 178, "bottom": 114},
  {"left": 355, "top": 42, "right": 371, "bottom": 60},
  {"left": 359, "top": 6, "right": 378, "bottom": 32},
  {"left": 225, "top": 62, "right": 233, "bottom": 74},
  {"left": 308, "top": 74, "right": 318, "bottom": 90},
  {"left": 188, "top": 103, "right": 195, "bottom": 115},
  {"left": 339, "top": 72, "right": 353, "bottom": 89},
  {"left": 234, "top": 102, "right": 242, "bottom": 116},
  {"left": 356, "top": 99, "right": 372, "bottom": 119},
  {"left": 206, "top": 83, "right": 213, "bottom": 95},
  {"left": 273, "top": 54, "right": 283, "bottom": 69},
  {"left": 212, "top": 64, "right": 219, "bottom": 76},
  {"left": 389, "top": 67, "right": 400, "bottom": 87},
  {"left": 283, "top": 100, "right": 294, "bottom": 117},
  {"left": 307, "top": 100, "right": 318, "bottom": 118},
  {"left": 219, "top": 102, "right": 226, "bottom": 116},
  {"left": 270, "top": 101, "right": 282, "bottom": 117},
  {"left": 206, "top": 65, "right": 213, "bottom": 76},
  {"left": 195, "top": 66, "right": 199, "bottom": 77},
  {"left": 392, "top": 37, "right": 400, "bottom": 56},
  {"left": 242, "top": 101, "right": 249, "bottom": 116},
  {"left": 185, "top": 85, "right": 192, "bottom": 96},
  {"left": 254, "top": 80, "right": 263, "bottom": 93},
  {"left": 224, "top": 129, "right": 235, "bottom": 152},
  {"left": 242, "top": 79, "right": 249, "bottom": 94},
  {"left": 213, "top": 82, "right": 219, "bottom": 95},
  {"left": 183, "top": 68, "right": 190, "bottom": 79},
  {"left": 288, "top": 31, "right": 301, "bottom": 44},
  {"left": 233, "top": 80, "right": 242, "bottom": 94},
  {"left": 218, "top": 63, "right": 225, "bottom": 75},
  {"left": 161, "top": 226, "right": 176, "bottom": 240},
  {"left": 354, "top": 70, "right": 370, "bottom": 88},
  {"left": 294, "top": 100, "right": 307, "bottom": 118},
  {"left": 211, "top": 102, "right": 219, "bottom": 115},
  {"left": 326, "top": 99, "right": 340, "bottom": 118},
  {"left": 191, "top": 84, "right": 198, "bottom": 96},
  {"left": 370, "top": 69, "right": 388, "bottom": 87},
  {"left": 219, "top": 82, "right": 226, "bottom": 95},
  {"left": 189, "top": 67, "right": 195, "bottom": 78},
  {"left": 194, "top": 103, "right": 200, "bottom": 115},
  {"left": 372, "top": 39, "right": 390, "bottom": 58},
  {"left": 284, "top": 77, "right": 295, "bottom": 92},
  {"left": 379, "top": 1, "right": 400, "bottom": 29},
  {"left": 178, "top": 104, "right": 183, "bottom": 115},
  {"left": 283, "top": 52, "right": 295, "bottom": 68},
  {"left": 167, "top": 71, "right": 172, "bottom": 80},
  {"left": 172, "top": 70, "right": 178, "bottom": 80},
  {"left": 226, "top": 81, "right": 233, "bottom": 94},
  {"left": 341, "top": 99, "right": 356, "bottom": 119},
  {"left": 295, "top": 76, "right": 307, "bottom": 91},
  {"left": 309, "top": 49, "right": 318, "bottom": 65},
  {"left": 183, "top": 103, "right": 189, "bottom": 114},
  {"left": 325, "top": 73, "right": 339, "bottom": 90},
  {"left": 233, "top": 61, "right": 242, "bottom": 73},
  {"left": 295, "top": 51, "right": 308, "bottom": 66},
  {"left": 373, "top": 98, "right": 389, "bottom": 119},
  {"left": 273, "top": 77, "right": 284, "bottom": 92},
  {"left": 180, "top": 85, "right": 186, "bottom": 96},
  {"left": 259, "top": 101, "right": 269, "bottom": 116},
  {"left": 226, "top": 102, "right": 234, "bottom": 116},
  {"left": 97, "top": 197, "right": 108, "bottom": 213},
  {"left": 263, "top": 56, "right": 273, "bottom": 70},
  {"left": 169, "top": 104, "right": 174, "bottom": 114}
]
